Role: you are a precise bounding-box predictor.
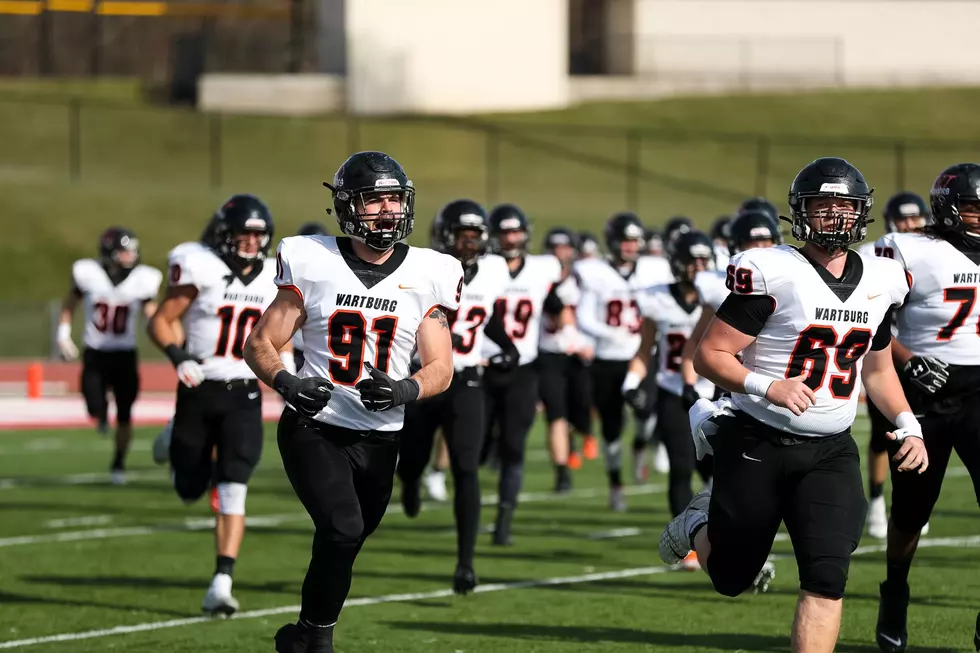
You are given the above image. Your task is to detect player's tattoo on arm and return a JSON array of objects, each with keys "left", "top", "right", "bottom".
[{"left": 428, "top": 307, "right": 449, "bottom": 329}]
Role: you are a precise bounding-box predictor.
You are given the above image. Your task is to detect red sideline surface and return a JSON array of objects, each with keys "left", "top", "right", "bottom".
[{"left": 0, "top": 393, "right": 285, "bottom": 430}]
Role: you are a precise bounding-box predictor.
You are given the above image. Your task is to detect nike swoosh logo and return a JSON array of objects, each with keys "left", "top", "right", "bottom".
[
  {"left": 248, "top": 392, "right": 260, "bottom": 400},
  {"left": 398, "top": 284, "right": 415, "bottom": 290},
  {"left": 867, "top": 293, "right": 882, "bottom": 300},
  {"left": 878, "top": 633, "right": 904, "bottom": 647},
  {"left": 742, "top": 453, "right": 762, "bottom": 462}
]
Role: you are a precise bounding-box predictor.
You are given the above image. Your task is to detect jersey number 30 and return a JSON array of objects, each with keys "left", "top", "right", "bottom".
[
  {"left": 328, "top": 310, "right": 397, "bottom": 385},
  {"left": 786, "top": 325, "right": 872, "bottom": 398}
]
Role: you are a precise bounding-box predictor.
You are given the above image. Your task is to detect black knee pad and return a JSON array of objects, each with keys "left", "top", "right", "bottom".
[
  {"left": 889, "top": 504, "right": 932, "bottom": 535},
  {"left": 799, "top": 560, "right": 848, "bottom": 600},
  {"left": 115, "top": 401, "right": 134, "bottom": 426},
  {"left": 217, "top": 457, "right": 255, "bottom": 485},
  {"left": 315, "top": 504, "right": 364, "bottom": 543},
  {"left": 708, "top": 569, "right": 758, "bottom": 598}
]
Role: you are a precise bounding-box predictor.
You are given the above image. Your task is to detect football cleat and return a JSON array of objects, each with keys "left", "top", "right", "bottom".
[
  {"left": 659, "top": 490, "right": 710, "bottom": 565},
  {"left": 110, "top": 465, "right": 126, "bottom": 486},
  {"left": 401, "top": 480, "right": 421, "bottom": 518},
  {"left": 152, "top": 419, "right": 173, "bottom": 465},
  {"left": 555, "top": 466, "right": 572, "bottom": 494},
  {"left": 567, "top": 451, "right": 583, "bottom": 470},
  {"left": 202, "top": 573, "right": 239, "bottom": 617},
  {"left": 274, "top": 621, "right": 334, "bottom": 653},
  {"left": 453, "top": 565, "right": 478, "bottom": 596},
  {"left": 492, "top": 504, "right": 514, "bottom": 546},
  {"left": 876, "top": 579, "right": 910, "bottom": 653},
  {"left": 582, "top": 436, "right": 599, "bottom": 460},
  {"left": 609, "top": 486, "right": 627, "bottom": 512},
  {"left": 423, "top": 470, "right": 448, "bottom": 502},
  {"left": 867, "top": 495, "right": 888, "bottom": 539},
  {"left": 653, "top": 442, "right": 671, "bottom": 474},
  {"left": 753, "top": 560, "right": 775, "bottom": 594},
  {"left": 680, "top": 550, "right": 700, "bottom": 571}
]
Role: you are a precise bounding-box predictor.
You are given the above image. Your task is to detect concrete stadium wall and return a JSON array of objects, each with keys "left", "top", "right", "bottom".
[
  {"left": 632, "top": 0, "right": 980, "bottom": 87},
  {"left": 198, "top": 74, "right": 345, "bottom": 116},
  {"left": 346, "top": 0, "right": 569, "bottom": 115}
]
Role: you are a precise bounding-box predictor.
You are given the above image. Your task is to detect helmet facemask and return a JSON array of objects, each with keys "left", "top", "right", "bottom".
[
  {"left": 791, "top": 194, "right": 871, "bottom": 252},
  {"left": 490, "top": 220, "right": 528, "bottom": 260},
  {"left": 447, "top": 226, "right": 488, "bottom": 267},
  {"left": 671, "top": 245, "right": 714, "bottom": 284},
  {"left": 333, "top": 185, "right": 416, "bottom": 252}
]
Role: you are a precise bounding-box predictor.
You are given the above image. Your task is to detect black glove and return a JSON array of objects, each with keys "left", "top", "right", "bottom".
[
  {"left": 623, "top": 386, "right": 647, "bottom": 413},
  {"left": 488, "top": 347, "right": 519, "bottom": 372},
  {"left": 681, "top": 383, "right": 700, "bottom": 410},
  {"left": 451, "top": 333, "right": 464, "bottom": 351},
  {"left": 355, "top": 362, "right": 420, "bottom": 412},
  {"left": 273, "top": 370, "right": 333, "bottom": 418},
  {"left": 904, "top": 355, "right": 950, "bottom": 395}
]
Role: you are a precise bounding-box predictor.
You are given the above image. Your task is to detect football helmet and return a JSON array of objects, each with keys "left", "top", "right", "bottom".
[
  {"left": 543, "top": 226, "right": 579, "bottom": 252},
  {"left": 578, "top": 231, "right": 599, "bottom": 258},
  {"left": 669, "top": 230, "right": 715, "bottom": 284},
  {"left": 710, "top": 215, "right": 732, "bottom": 244},
  {"left": 787, "top": 157, "right": 873, "bottom": 251},
  {"left": 323, "top": 151, "right": 415, "bottom": 251},
  {"left": 644, "top": 227, "right": 664, "bottom": 256},
  {"left": 213, "top": 194, "right": 275, "bottom": 265},
  {"left": 883, "top": 191, "right": 930, "bottom": 233},
  {"left": 297, "top": 222, "right": 330, "bottom": 236},
  {"left": 737, "top": 197, "right": 779, "bottom": 224},
  {"left": 437, "top": 199, "right": 488, "bottom": 267},
  {"left": 99, "top": 227, "right": 140, "bottom": 274},
  {"left": 664, "top": 216, "right": 693, "bottom": 256},
  {"left": 200, "top": 214, "right": 224, "bottom": 250},
  {"left": 728, "top": 210, "right": 780, "bottom": 254},
  {"left": 488, "top": 204, "right": 530, "bottom": 260},
  {"left": 929, "top": 163, "right": 980, "bottom": 237},
  {"left": 604, "top": 212, "right": 646, "bottom": 263}
]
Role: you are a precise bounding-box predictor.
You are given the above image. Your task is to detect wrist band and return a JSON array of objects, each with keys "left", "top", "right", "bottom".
[
  {"left": 743, "top": 372, "right": 775, "bottom": 398},
  {"left": 622, "top": 371, "right": 641, "bottom": 392},
  {"left": 894, "top": 411, "right": 919, "bottom": 432}
]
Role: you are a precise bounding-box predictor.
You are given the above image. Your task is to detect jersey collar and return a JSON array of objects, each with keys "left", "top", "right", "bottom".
[
  {"left": 337, "top": 237, "right": 409, "bottom": 290},
  {"left": 794, "top": 247, "right": 863, "bottom": 303}
]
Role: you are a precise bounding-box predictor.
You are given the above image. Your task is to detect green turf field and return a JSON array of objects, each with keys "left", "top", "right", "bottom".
[
  {"left": 0, "top": 413, "right": 976, "bottom": 652},
  {"left": 4, "top": 81, "right": 980, "bottom": 358}
]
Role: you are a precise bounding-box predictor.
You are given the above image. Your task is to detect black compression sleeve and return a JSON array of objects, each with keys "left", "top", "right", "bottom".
[
  {"left": 714, "top": 294, "right": 776, "bottom": 337},
  {"left": 871, "top": 307, "right": 894, "bottom": 351},
  {"left": 542, "top": 284, "right": 564, "bottom": 316},
  {"left": 484, "top": 302, "right": 515, "bottom": 351}
]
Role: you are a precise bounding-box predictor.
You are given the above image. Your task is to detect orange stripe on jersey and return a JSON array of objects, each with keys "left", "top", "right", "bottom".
[
  {"left": 278, "top": 284, "right": 304, "bottom": 302},
  {"left": 905, "top": 271, "right": 913, "bottom": 290}
]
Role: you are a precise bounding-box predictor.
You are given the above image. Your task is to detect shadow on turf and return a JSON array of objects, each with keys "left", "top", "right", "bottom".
[
  {"left": 385, "top": 622, "right": 959, "bottom": 652},
  {"left": 20, "top": 574, "right": 298, "bottom": 596},
  {"left": 0, "top": 589, "right": 191, "bottom": 618}
]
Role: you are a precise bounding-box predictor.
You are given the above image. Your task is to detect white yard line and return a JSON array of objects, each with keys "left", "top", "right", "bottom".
[
  {"left": 0, "top": 483, "right": 666, "bottom": 549},
  {"left": 2, "top": 533, "right": 978, "bottom": 650}
]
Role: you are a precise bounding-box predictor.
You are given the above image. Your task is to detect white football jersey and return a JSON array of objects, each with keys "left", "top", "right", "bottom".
[
  {"left": 574, "top": 256, "right": 673, "bottom": 361},
  {"left": 452, "top": 254, "right": 510, "bottom": 369},
  {"left": 694, "top": 269, "right": 728, "bottom": 311},
  {"left": 726, "top": 246, "right": 908, "bottom": 436},
  {"left": 876, "top": 232, "right": 980, "bottom": 365},
  {"left": 482, "top": 254, "right": 563, "bottom": 366},
  {"left": 276, "top": 236, "right": 463, "bottom": 432},
  {"left": 714, "top": 244, "right": 731, "bottom": 271},
  {"left": 636, "top": 283, "right": 715, "bottom": 398},
  {"left": 73, "top": 259, "right": 162, "bottom": 351},
  {"left": 539, "top": 272, "right": 583, "bottom": 354},
  {"left": 168, "top": 246, "right": 278, "bottom": 381}
]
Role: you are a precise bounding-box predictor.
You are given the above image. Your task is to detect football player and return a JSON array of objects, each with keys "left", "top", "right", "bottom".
[
  {"left": 578, "top": 231, "right": 600, "bottom": 260},
  {"left": 148, "top": 194, "right": 287, "bottom": 616},
  {"left": 577, "top": 212, "right": 672, "bottom": 510},
  {"left": 644, "top": 227, "right": 665, "bottom": 258},
  {"left": 679, "top": 209, "right": 780, "bottom": 394},
  {"left": 627, "top": 230, "right": 716, "bottom": 531},
  {"left": 737, "top": 196, "right": 780, "bottom": 224},
  {"left": 397, "top": 199, "right": 516, "bottom": 594},
  {"left": 58, "top": 228, "right": 162, "bottom": 484},
  {"left": 661, "top": 157, "right": 927, "bottom": 652},
  {"left": 710, "top": 215, "right": 733, "bottom": 269},
  {"left": 663, "top": 215, "right": 693, "bottom": 256},
  {"left": 243, "top": 151, "right": 461, "bottom": 653},
  {"left": 855, "top": 191, "right": 930, "bottom": 541},
  {"left": 481, "top": 204, "right": 569, "bottom": 544},
  {"left": 873, "top": 166, "right": 980, "bottom": 653},
  {"left": 537, "top": 227, "right": 596, "bottom": 491}
]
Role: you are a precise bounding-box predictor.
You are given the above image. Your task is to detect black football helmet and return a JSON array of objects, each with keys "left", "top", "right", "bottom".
[
  {"left": 578, "top": 231, "right": 599, "bottom": 258},
  {"left": 604, "top": 212, "right": 646, "bottom": 263},
  {"left": 664, "top": 216, "right": 693, "bottom": 256},
  {"left": 297, "top": 222, "right": 330, "bottom": 236},
  {"left": 929, "top": 163, "right": 980, "bottom": 237},
  {"left": 429, "top": 212, "right": 444, "bottom": 252},
  {"left": 488, "top": 204, "right": 530, "bottom": 259},
  {"left": 710, "top": 215, "right": 732, "bottom": 244},
  {"left": 787, "top": 157, "right": 873, "bottom": 251},
  {"left": 213, "top": 194, "right": 275, "bottom": 265},
  {"left": 200, "top": 213, "right": 224, "bottom": 250},
  {"left": 437, "top": 199, "right": 488, "bottom": 267},
  {"left": 737, "top": 197, "right": 779, "bottom": 224},
  {"left": 543, "top": 227, "right": 579, "bottom": 252},
  {"left": 644, "top": 228, "right": 664, "bottom": 256},
  {"left": 323, "top": 151, "right": 415, "bottom": 251},
  {"left": 669, "top": 230, "right": 715, "bottom": 283},
  {"left": 99, "top": 227, "right": 140, "bottom": 274},
  {"left": 883, "top": 191, "right": 929, "bottom": 233},
  {"left": 728, "top": 210, "right": 780, "bottom": 254}
]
